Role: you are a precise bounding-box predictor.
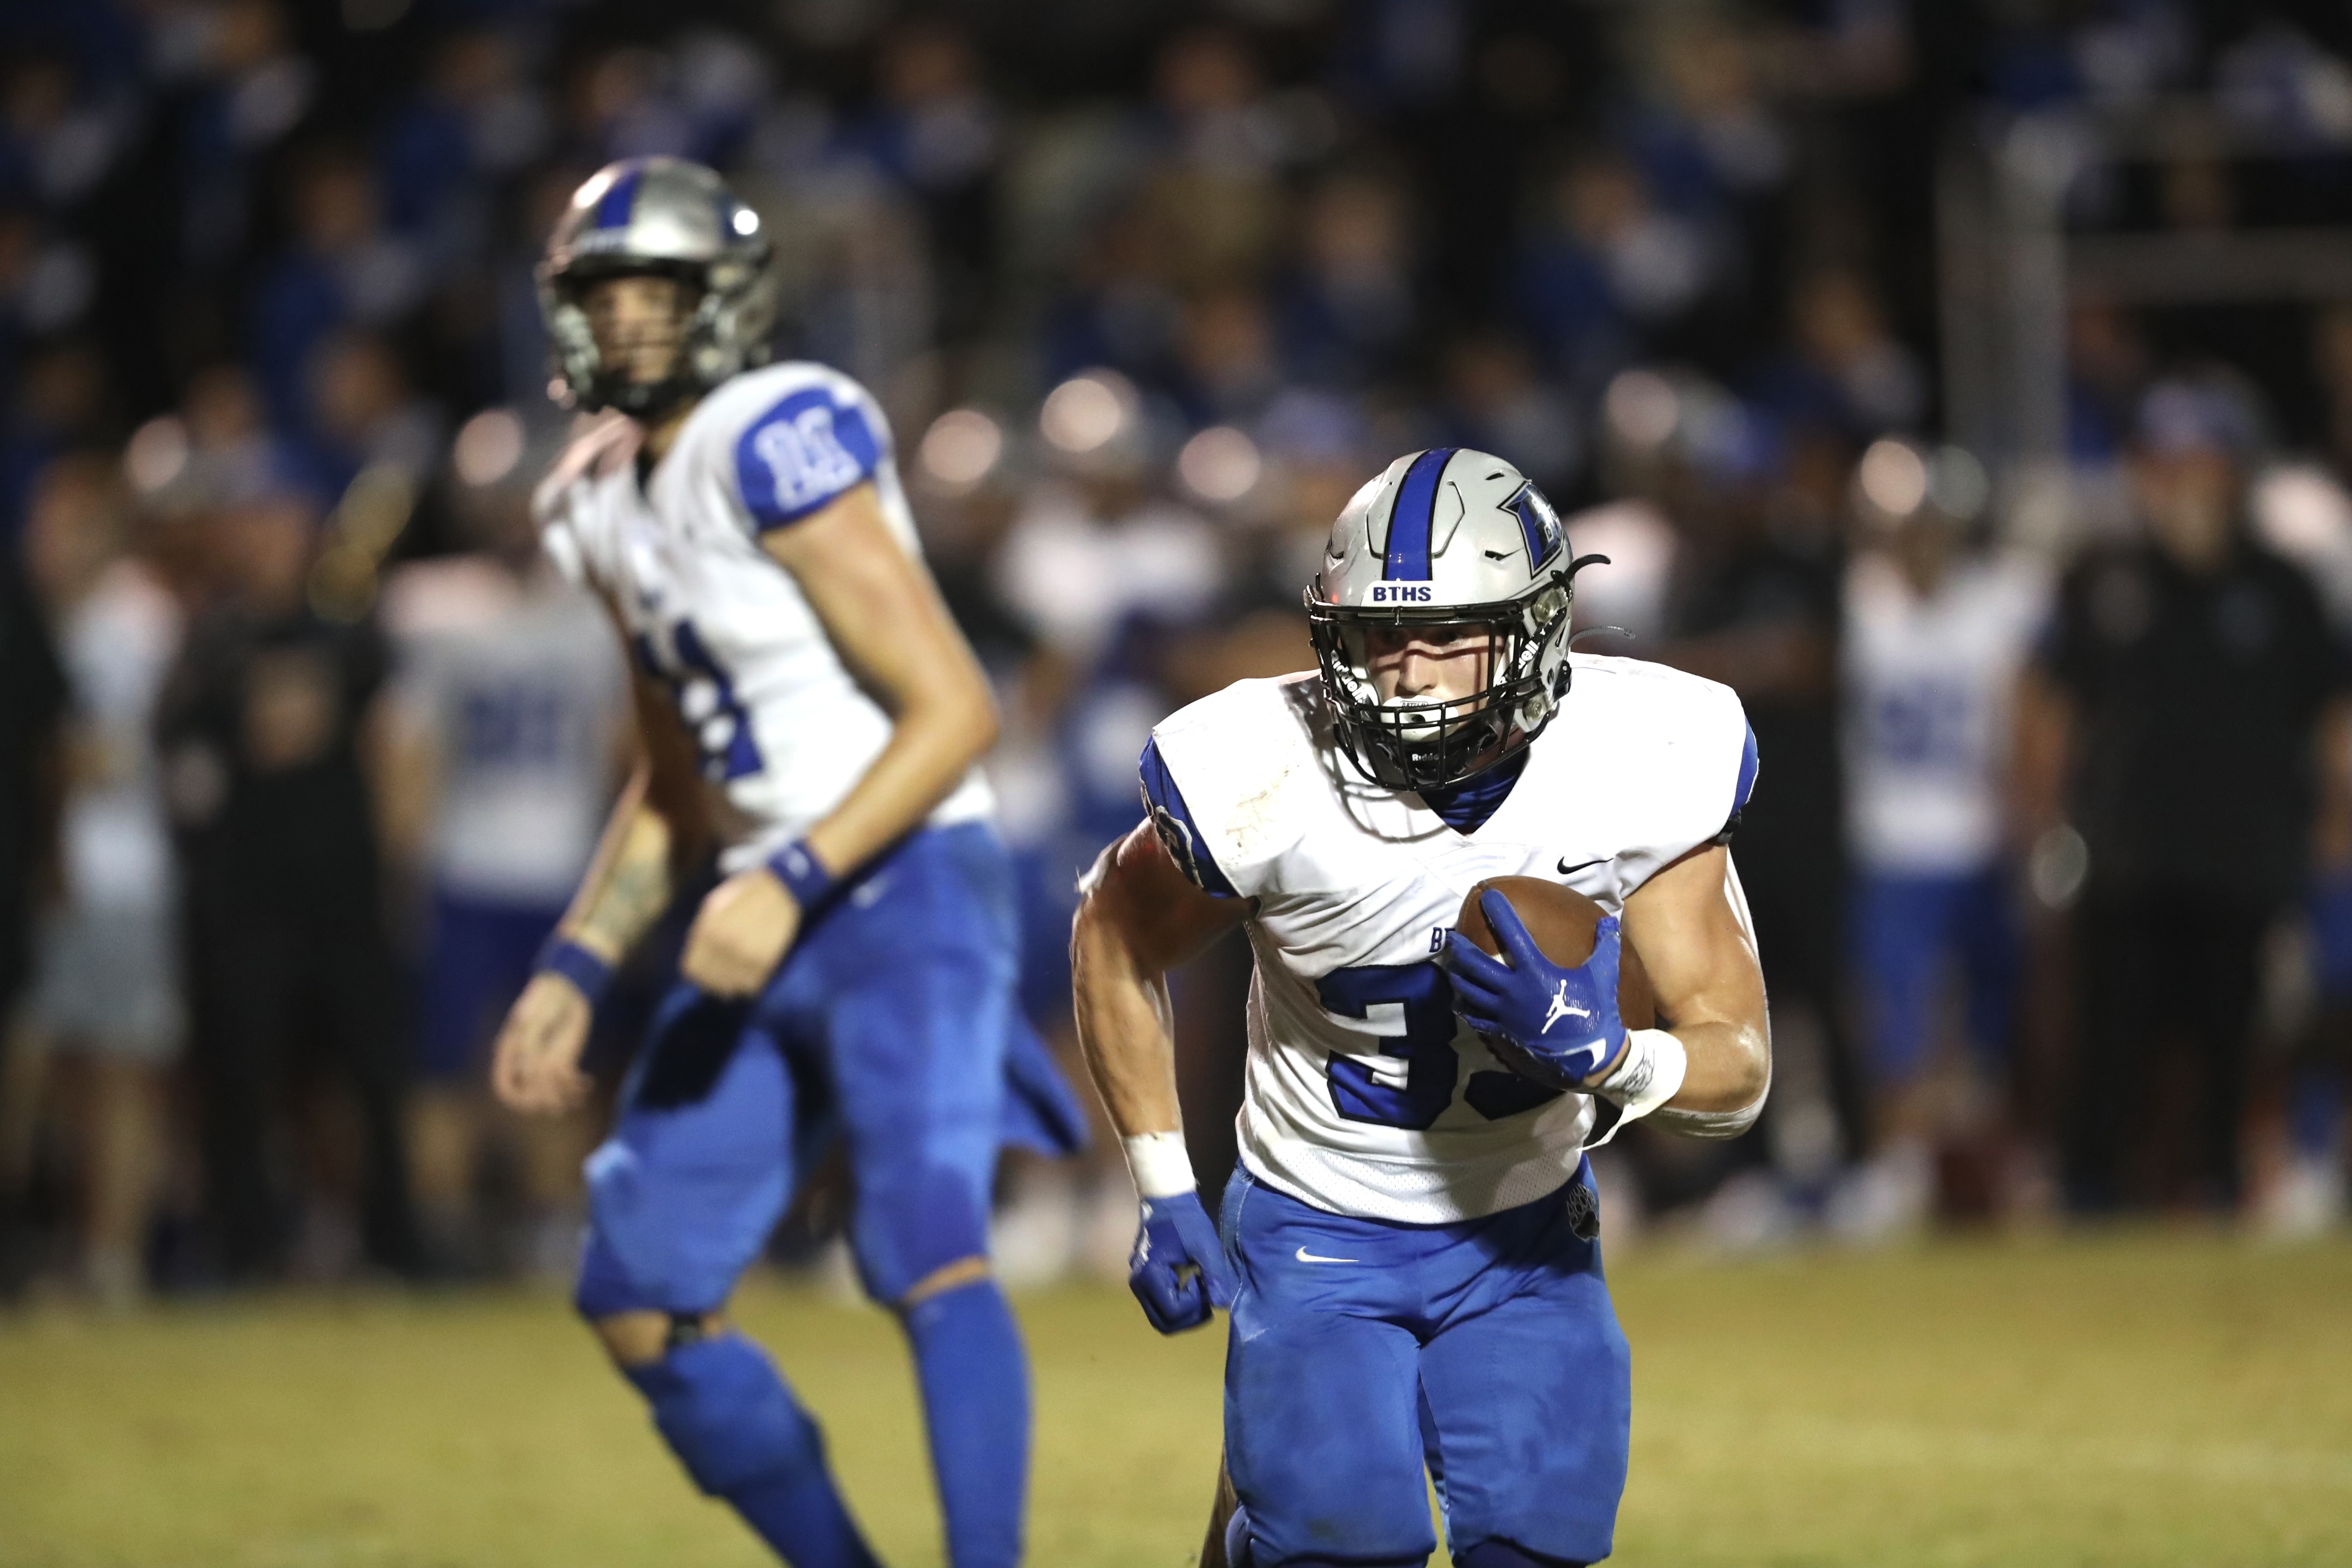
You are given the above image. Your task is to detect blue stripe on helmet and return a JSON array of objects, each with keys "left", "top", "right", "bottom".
[
  {"left": 1512, "top": 484, "right": 1560, "bottom": 567},
  {"left": 593, "top": 164, "right": 643, "bottom": 230},
  {"left": 1383, "top": 447, "right": 1455, "bottom": 580},
  {"left": 1514, "top": 492, "right": 1544, "bottom": 564}
]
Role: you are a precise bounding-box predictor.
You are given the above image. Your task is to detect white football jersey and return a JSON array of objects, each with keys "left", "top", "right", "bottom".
[
  {"left": 384, "top": 556, "right": 628, "bottom": 904},
  {"left": 55, "top": 560, "right": 180, "bottom": 913},
  {"left": 1841, "top": 551, "right": 2048, "bottom": 877},
  {"left": 534, "top": 361, "right": 993, "bottom": 872},
  {"left": 1146, "top": 654, "right": 1755, "bottom": 1224}
]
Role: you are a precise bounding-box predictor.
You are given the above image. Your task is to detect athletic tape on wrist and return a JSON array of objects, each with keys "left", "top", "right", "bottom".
[
  {"left": 535, "top": 934, "right": 613, "bottom": 1007},
  {"left": 766, "top": 838, "right": 839, "bottom": 916},
  {"left": 1583, "top": 1028, "right": 1688, "bottom": 1148},
  {"left": 1121, "top": 1131, "right": 1197, "bottom": 1199}
]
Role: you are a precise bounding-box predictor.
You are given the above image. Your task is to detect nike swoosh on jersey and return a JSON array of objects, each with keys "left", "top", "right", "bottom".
[
  {"left": 1294, "top": 1246, "right": 1359, "bottom": 1264},
  {"left": 1557, "top": 856, "right": 1606, "bottom": 875}
]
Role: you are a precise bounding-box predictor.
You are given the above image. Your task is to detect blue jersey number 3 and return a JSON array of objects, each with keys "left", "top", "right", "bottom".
[
  {"left": 1318, "top": 962, "right": 1566, "bottom": 1129},
  {"left": 1318, "top": 964, "right": 1460, "bottom": 1130}
]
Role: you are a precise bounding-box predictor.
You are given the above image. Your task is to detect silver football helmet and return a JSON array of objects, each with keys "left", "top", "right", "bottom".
[
  {"left": 1306, "top": 448, "right": 1602, "bottom": 792},
  {"left": 536, "top": 156, "right": 778, "bottom": 416}
]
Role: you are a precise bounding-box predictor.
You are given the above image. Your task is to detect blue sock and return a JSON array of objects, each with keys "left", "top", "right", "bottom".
[
  {"left": 903, "top": 1279, "right": 1029, "bottom": 1568},
  {"left": 625, "top": 1333, "right": 879, "bottom": 1568}
]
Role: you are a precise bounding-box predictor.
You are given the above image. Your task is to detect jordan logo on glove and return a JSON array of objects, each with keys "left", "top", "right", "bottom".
[
  {"left": 1444, "top": 889, "right": 1626, "bottom": 1090},
  {"left": 1542, "top": 980, "right": 1590, "bottom": 1035}
]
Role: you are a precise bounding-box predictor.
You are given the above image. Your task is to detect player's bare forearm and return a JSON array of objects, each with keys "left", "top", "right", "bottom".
[
  {"left": 760, "top": 483, "right": 998, "bottom": 878},
  {"left": 557, "top": 762, "right": 677, "bottom": 964},
  {"left": 1072, "top": 822, "right": 1251, "bottom": 1137},
  {"left": 1620, "top": 843, "right": 1770, "bottom": 1122},
  {"left": 550, "top": 598, "right": 723, "bottom": 969},
  {"left": 494, "top": 748, "right": 678, "bottom": 1114}
]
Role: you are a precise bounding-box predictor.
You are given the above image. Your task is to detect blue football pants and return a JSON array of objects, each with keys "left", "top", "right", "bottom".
[{"left": 1219, "top": 1162, "right": 1629, "bottom": 1567}]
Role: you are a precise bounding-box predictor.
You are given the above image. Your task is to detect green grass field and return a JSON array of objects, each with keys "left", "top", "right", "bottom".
[{"left": 3, "top": 1231, "right": 2350, "bottom": 1567}]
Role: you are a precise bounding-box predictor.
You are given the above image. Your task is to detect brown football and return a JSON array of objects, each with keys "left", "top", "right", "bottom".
[{"left": 1455, "top": 876, "right": 1655, "bottom": 1029}]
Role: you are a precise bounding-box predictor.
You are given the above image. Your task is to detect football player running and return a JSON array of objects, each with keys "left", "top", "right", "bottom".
[
  {"left": 1074, "top": 449, "right": 1773, "bottom": 1567},
  {"left": 491, "top": 158, "right": 1080, "bottom": 1568}
]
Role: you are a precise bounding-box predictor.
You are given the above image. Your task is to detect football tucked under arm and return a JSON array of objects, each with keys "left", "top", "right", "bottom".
[{"left": 1450, "top": 856, "right": 1768, "bottom": 1139}]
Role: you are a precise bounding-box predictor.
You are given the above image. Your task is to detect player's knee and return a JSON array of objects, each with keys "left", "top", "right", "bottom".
[
  {"left": 851, "top": 1161, "right": 990, "bottom": 1305},
  {"left": 623, "top": 1332, "right": 824, "bottom": 1496},
  {"left": 589, "top": 1310, "right": 671, "bottom": 1367},
  {"left": 589, "top": 1309, "right": 723, "bottom": 1369}
]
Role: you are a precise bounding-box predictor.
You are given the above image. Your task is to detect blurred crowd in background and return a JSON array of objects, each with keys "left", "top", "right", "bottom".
[{"left": 7, "top": 0, "right": 2352, "bottom": 1304}]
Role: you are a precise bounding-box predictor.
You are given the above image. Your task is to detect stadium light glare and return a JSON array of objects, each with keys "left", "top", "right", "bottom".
[
  {"left": 1603, "top": 368, "right": 1680, "bottom": 451},
  {"left": 1178, "top": 426, "right": 1262, "bottom": 503},
  {"left": 452, "top": 408, "right": 526, "bottom": 488},
  {"left": 1039, "top": 372, "right": 1131, "bottom": 454},
  {"left": 124, "top": 416, "right": 190, "bottom": 495},
  {"left": 919, "top": 408, "right": 1004, "bottom": 490},
  {"left": 1857, "top": 437, "right": 1929, "bottom": 519}
]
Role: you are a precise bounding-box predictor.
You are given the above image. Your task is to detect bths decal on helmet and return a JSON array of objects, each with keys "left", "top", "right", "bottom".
[
  {"left": 536, "top": 156, "right": 780, "bottom": 417},
  {"left": 1306, "top": 447, "right": 1605, "bottom": 793}
]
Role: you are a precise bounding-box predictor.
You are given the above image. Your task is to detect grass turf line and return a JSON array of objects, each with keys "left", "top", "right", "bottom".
[{"left": 0, "top": 1231, "right": 2348, "bottom": 1567}]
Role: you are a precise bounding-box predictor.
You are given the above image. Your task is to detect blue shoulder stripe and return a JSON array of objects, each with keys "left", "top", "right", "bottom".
[
  {"left": 1138, "top": 738, "right": 1237, "bottom": 898},
  {"left": 735, "top": 385, "right": 882, "bottom": 529},
  {"left": 1733, "top": 721, "right": 1760, "bottom": 815},
  {"left": 1382, "top": 447, "right": 1455, "bottom": 580}
]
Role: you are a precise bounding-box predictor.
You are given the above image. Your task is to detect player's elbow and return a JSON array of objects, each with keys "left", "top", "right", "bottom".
[
  {"left": 958, "top": 683, "right": 1001, "bottom": 759},
  {"left": 1709, "top": 1022, "right": 1771, "bottom": 1124},
  {"left": 1659, "top": 1023, "right": 1770, "bottom": 1139},
  {"left": 885, "top": 683, "right": 998, "bottom": 784},
  {"left": 1724, "top": 1023, "right": 1770, "bottom": 1108},
  {"left": 919, "top": 668, "right": 998, "bottom": 767}
]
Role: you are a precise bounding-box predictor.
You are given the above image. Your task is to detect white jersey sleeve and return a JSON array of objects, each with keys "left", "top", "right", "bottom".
[
  {"left": 1548, "top": 654, "right": 1758, "bottom": 897},
  {"left": 719, "top": 367, "right": 891, "bottom": 533},
  {"left": 1139, "top": 677, "right": 1320, "bottom": 901}
]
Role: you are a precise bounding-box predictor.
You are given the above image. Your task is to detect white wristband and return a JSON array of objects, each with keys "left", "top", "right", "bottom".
[
  {"left": 1591, "top": 1028, "right": 1688, "bottom": 1132},
  {"left": 1121, "top": 1131, "right": 1197, "bottom": 1199}
]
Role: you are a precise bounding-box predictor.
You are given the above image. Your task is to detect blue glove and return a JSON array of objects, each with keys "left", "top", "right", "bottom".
[
  {"left": 1128, "top": 1190, "right": 1236, "bottom": 1335},
  {"left": 1443, "top": 888, "right": 1626, "bottom": 1090}
]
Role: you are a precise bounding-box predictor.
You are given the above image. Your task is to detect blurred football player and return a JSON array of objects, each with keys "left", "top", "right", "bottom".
[
  {"left": 377, "top": 450, "right": 628, "bottom": 1273},
  {"left": 1831, "top": 458, "right": 2046, "bottom": 1241},
  {"left": 493, "top": 158, "right": 1081, "bottom": 1568},
  {"left": 1073, "top": 449, "right": 1773, "bottom": 1567}
]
